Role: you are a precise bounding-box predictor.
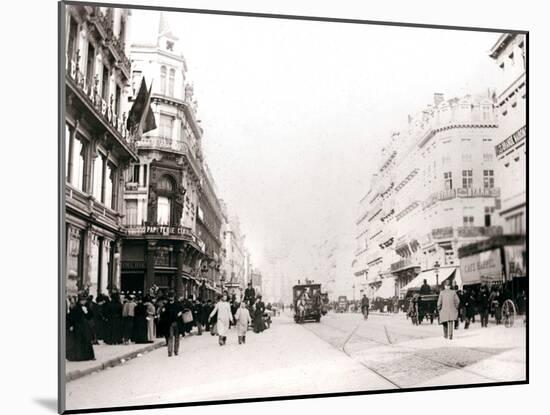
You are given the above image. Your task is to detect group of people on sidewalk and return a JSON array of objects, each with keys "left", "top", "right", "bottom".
[
  {"left": 434, "top": 280, "right": 524, "bottom": 339},
  {"left": 66, "top": 283, "right": 271, "bottom": 361}
]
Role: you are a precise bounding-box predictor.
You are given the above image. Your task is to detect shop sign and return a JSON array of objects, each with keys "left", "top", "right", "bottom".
[
  {"left": 495, "top": 125, "right": 526, "bottom": 156},
  {"left": 460, "top": 248, "right": 503, "bottom": 285}
]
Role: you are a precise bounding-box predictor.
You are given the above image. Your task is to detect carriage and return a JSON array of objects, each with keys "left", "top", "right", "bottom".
[
  {"left": 408, "top": 293, "right": 439, "bottom": 325},
  {"left": 293, "top": 283, "right": 322, "bottom": 323},
  {"left": 458, "top": 235, "right": 526, "bottom": 328}
]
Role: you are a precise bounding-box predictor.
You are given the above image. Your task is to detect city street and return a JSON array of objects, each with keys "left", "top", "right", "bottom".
[{"left": 66, "top": 312, "right": 526, "bottom": 411}]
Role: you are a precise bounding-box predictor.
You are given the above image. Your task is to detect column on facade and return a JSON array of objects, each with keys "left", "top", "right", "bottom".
[
  {"left": 66, "top": 223, "right": 81, "bottom": 296},
  {"left": 175, "top": 243, "right": 185, "bottom": 298},
  {"left": 145, "top": 240, "right": 157, "bottom": 290},
  {"left": 112, "top": 238, "right": 122, "bottom": 292},
  {"left": 66, "top": 120, "right": 79, "bottom": 183},
  {"left": 100, "top": 237, "right": 113, "bottom": 295}
]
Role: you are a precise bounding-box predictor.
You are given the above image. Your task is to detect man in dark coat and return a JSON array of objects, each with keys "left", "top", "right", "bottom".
[
  {"left": 361, "top": 294, "right": 369, "bottom": 318},
  {"left": 122, "top": 294, "right": 136, "bottom": 344},
  {"left": 193, "top": 300, "right": 203, "bottom": 335},
  {"left": 478, "top": 284, "right": 490, "bottom": 328},
  {"left": 461, "top": 288, "right": 475, "bottom": 329},
  {"left": 244, "top": 282, "right": 256, "bottom": 308},
  {"left": 419, "top": 279, "right": 431, "bottom": 295},
  {"left": 67, "top": 293, "right": 96, "bottom": 361},
  {"left": 161, "top": 291, "right": 183, "bottom": 357}
]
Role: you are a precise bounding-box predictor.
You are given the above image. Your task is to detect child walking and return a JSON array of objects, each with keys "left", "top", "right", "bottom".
[{"left": 234, "top": 301, "right": 252, "bottom": 344}]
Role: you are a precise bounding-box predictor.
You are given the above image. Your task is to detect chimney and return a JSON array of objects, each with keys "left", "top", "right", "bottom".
[{"left": 434, "top": 93, "right": 444, "bottom": 107}]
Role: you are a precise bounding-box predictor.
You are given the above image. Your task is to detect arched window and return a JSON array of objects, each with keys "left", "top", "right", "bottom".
[
  {"left": 160, "top": 65, "right": 167, "bottom": 95},
  {"left": 168, "top": 68, "right": 175, "bottom": 97},
  {"left": 156, "top": 175, "right": 176, "bottom": 225},
  {"left": 158, "top": 175, "right": 175, "bottom": 192}
]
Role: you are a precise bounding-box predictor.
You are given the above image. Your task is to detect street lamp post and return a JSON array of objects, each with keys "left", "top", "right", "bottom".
[{"left": 434, "top": 260, "right": 440, "bottom": 290}]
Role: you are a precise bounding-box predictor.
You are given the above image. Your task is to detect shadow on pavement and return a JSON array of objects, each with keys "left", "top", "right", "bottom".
[{"left": 34, "top": 398, "right": 57, "bottom": 413}]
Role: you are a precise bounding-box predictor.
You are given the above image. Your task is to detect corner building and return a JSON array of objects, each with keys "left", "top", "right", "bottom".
[
  {"left": 64, "top": 5, "right": 138, "bottom": 297},
  {"left": 120, "top": 14, "right": 207, "bottom": 298}
]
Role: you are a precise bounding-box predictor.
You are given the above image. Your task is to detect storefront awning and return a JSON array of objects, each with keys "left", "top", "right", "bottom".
[
  {"left": 400, "top": 266, "right": 457, "bottom": 294},
  {"left": 373, "top": 278, "right": 396, "bottom": 299}
]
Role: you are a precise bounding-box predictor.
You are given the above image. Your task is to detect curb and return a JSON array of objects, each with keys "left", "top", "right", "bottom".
[{"left": 66, "top": 341, "right": 165, "bottom": 382}]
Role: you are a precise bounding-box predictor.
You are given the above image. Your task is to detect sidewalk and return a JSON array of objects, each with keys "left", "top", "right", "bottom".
[{"left": 66, "top": 339, "right": 165, "bottom": 382}]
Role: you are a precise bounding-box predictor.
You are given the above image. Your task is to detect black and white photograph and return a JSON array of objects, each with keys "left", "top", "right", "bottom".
[{"left": 60, "top": 1, "right": 527, "bottom": 413}]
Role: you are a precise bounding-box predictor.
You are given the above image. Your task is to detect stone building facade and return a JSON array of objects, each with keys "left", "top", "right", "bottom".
[{"left": 64, "top": 4, "right": 138, "bottom": 297}]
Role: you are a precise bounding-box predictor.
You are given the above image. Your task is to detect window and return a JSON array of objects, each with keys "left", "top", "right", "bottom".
[
  {"left": 483, "top": 153, "right": 493, "bottom": 162},
  {"left": 67, "top": 15, "right": 78, "bottom": 59},
  {"left": 166, "top": 40, "right": 174, "bottom": 51},
  {"left": 159, "top": 114, "right": 174, "bottom": 139},
  {"left": 65, "top": 124, "right": 71, "bottom": 179},
  {"left": 463, "top": 216, "right": 474, "bottom": 227},
  {"left": 461, "top": 153, "right": 472, "bottom": 162},
  {"left": 71, "top": 136, "right": 85, "bottom": 191},
  {"left": 158, "top": 175, "right": 175, "bottom": 192},
  {"left": 115, "top": 85, "right": 121, "bottom": 116},
  {"left": 104, "top": 163, "right": 114, "bottom": 209},
  {"left": 92, "top": 155, "right": 104, "bottom": 201},
  {"left": 160, "top": 66, "right": 167, "bottom": 95},
  {"left": 119, "top": 17, "right": 126, "bottom": 45},
  {"left": 483, "top": 170, "right": 494, "bottom": 189},
  {"left": 101, "top": 65, "right": 109, "bottom": 101},
  {"left": 124, "top": 200, "right": 138, "bottom": 225},
  {"left": 157, "top": 196, "right": 171, "bottom": 225},
  {"left": 86, "top": 42, "right": 95, "bottom": 87},
  {"left": 168, "top": 68, "right": 175, "bottom": 96},
  {"left": 142, "top": 165, "right": 148, "bottom": 187},
  {"left": 462, "top": 170, "right": 473, "bottom": 189},
  {"left": 131, "top": 164, "right": 140, "bottom": 183},
  {"left": 131, "top": 70, "right": 142, "bottom": 96},
  {"left": 444, "top": 172, "right": 453, "bottom": 190}
]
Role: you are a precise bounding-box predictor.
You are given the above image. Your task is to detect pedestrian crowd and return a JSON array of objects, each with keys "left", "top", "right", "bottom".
[{"left": 66, "top": 284, "right": 272, "bottom": 361}]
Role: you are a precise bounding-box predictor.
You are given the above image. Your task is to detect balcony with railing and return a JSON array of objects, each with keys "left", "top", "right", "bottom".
[
  {"left": 136, "top": 136, "right": 202, "bottom": 179},
  {"left": 66, "top": 55, "right": 136, "bottom": 158},
  {"left": 423, "top": 187, "right": 501, "bottom": 209},
  {"left": 66, "top": 184, "right": 121, "bottom": 229}
]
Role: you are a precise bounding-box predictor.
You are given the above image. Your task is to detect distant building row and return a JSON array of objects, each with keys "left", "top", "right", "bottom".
[{"left": 353, "top": 33, "right": 526, "bottom": 299}]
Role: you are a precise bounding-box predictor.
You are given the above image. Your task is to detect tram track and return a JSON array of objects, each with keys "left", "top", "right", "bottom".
[{"left": 302, "top": 316, "right": 508, "bottom": 387}]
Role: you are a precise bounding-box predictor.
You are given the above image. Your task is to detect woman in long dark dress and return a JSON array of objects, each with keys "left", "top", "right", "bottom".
[
  {"left": 133, "top": 297, "right": 149, "bottom": 344},
  {"left": 104, "top": 293, "right": 124, "bottom": 344},
  {"left": 253, "top": 296, "right": 266, "bottom": 333},
  {"left": 66, "top": 293, "right": 95, "bottom": 361}
]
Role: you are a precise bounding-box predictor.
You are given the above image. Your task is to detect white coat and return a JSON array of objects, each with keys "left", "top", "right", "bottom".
[{"left": 210, "top": 300, "right": 232, "bottom": 336}]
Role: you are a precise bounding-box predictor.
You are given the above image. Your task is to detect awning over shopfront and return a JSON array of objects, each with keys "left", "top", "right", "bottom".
[
  {"left": 400, "top": 266, "right": 457, "bottom": 294},
  {"left": 373, "top": 278, "right": 396, "bottom": 299}
]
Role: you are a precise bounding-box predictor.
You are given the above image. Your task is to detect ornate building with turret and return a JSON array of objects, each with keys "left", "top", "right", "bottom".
[
  {"left": 64, "top": 4, "right": 138, "bottom": 298},
  {"left": 120, "top": 13, "right": 214, "bottom": 299}
]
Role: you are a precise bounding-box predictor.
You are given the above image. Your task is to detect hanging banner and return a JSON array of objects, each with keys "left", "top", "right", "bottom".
[{"left": 460, "top": 248, "right": 503, "bottom": 285}]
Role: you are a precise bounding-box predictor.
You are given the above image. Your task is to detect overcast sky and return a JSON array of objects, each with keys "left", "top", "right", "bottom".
[{"left": 129, "top": 9, "right": 502, "bottom": 295}]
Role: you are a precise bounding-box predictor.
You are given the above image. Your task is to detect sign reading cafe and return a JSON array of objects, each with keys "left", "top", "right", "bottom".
[{"left": 460, "top": 248, "right": 503, "bottom": 285}]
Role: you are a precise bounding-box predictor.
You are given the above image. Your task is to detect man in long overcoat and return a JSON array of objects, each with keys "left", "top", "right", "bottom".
[{"left": 437, "top": 281, "right": 460, "bottom": 339}]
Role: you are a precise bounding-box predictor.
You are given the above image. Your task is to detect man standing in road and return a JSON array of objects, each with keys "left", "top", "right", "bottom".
[
  {"left": 244, "top": 282, "right": 256, "bottom": 308},
  {"left": 420, "top": 279, "right": 431, "bottom": 295},
  {"left": 437, "top": 280, "right": 460, "bottom": 339},
  {"left": 361, "top": 294, "right": 369, "bottom": 319},
  {"left": 161, "top": 291, "right": 183, "bottom": 357}
]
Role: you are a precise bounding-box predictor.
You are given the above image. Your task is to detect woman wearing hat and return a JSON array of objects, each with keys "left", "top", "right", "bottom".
[{"left": 66, "top": 292, "right": 95, "bottom": 361}]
